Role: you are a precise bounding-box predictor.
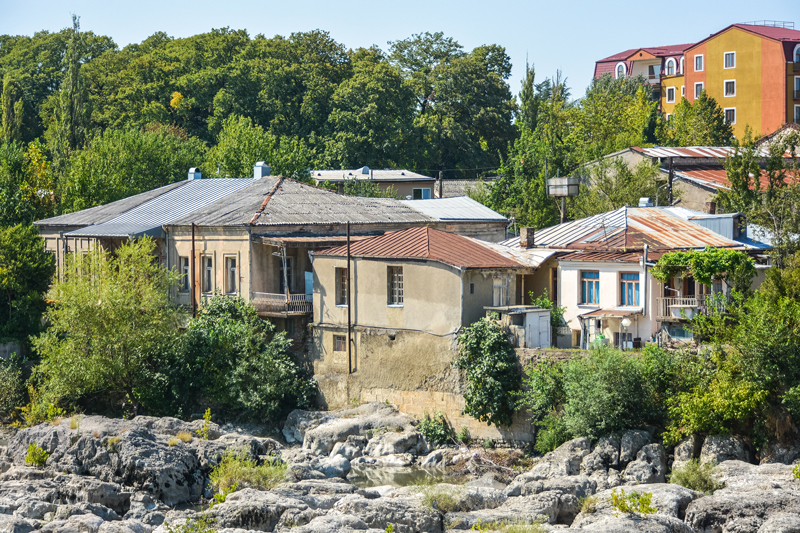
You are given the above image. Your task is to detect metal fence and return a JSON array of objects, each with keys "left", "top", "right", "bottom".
[{"left": 251, "top": 292, "right": 312, "bottom": 315}]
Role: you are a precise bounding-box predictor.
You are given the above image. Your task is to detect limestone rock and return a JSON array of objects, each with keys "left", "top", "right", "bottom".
[
  {"left": 364, "top": 430, "right": 428, "bottom": 457},
  {"left": 700, "top": 435, "right": 754, "bottom": 466},
  {"left": 529, "top": 438, "right": 592, "bottom": 479},
  {"left": 330, "top": 436, "right": 367, "bottom": 461},
  {"left": 624, "top": 444, "right": 667, "bottom": 485},
  {"left": 685, "top": 487, "right": 800, "bottom": 532},
  {"left": 333, "top": 494, "right": 442, "bottom": 533},
  {"left": 0, "top": 515, "right": 36, "bottom": 533},
  {"left": 582, "top": 435, "right": 621, "bottom": 475},
  {"left": 620, "top": 430, "right": 651, "bottom": 467},
  {"left": 760, "top": 442, "right": 800, "bottom": 466},
  {"left": 758, "top": 512, "right": 800, "bottom": 532},
  {"left": 445, "top": 492, "right": 560, "bottom": 529}
]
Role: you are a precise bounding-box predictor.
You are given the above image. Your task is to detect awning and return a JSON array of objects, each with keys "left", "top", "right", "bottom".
[{"left": 579, "top": 308, "right": 641, "bottom": 319}]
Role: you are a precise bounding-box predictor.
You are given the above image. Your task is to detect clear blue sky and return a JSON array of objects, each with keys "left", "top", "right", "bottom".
[{"left": 1, "top": 0, "right": 796, "bottom": 99}]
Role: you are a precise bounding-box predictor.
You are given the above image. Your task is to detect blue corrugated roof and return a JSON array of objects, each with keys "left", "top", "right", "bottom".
[{"left": 65, "top": 179, "right": 256, "bottom": 238}]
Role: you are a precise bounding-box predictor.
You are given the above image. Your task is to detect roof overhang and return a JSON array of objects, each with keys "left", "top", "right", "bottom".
[{"left": 579, "top": 308, "right": 642, "bottom": 319}]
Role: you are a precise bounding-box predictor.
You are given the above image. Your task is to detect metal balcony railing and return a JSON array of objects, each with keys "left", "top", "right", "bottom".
[
  {"left": 656, "top": 295, "right": 728, "bottom": 320},
  {"left": 251, "top": 292, "right": 312, "bottom": 315}
]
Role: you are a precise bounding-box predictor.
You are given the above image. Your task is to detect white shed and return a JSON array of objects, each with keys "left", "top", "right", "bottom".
[{"left": 485, "top": 306, "right": 551, "bottom": 349}]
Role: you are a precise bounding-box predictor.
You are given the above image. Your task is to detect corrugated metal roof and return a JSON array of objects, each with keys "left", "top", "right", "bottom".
[
  {"left": 312, "top": 168, "right": 435, "bottom": 182},
  {"left": 169, "top": 179, "right": 435, "bottom": 227},
  {"left": 436, "top": 178, "right": 497, "bottom": 198},
  {"left": 35, "top": 181, "right": 188, "bottom": 228},
  {"left": 471, "top": 240, "right": 557, "bottom": 268},
  {"left": 558, "top": 251, "right": 644, "bottom": 263},
  {"left": 672, "top": 167, "right": 798, "bottom": 192},
  {"left": 399, "top": 196, "right": 507, "bottom": 222},
  {"left": 502, "top": 209, "right": 628, "bottom": 249},
  {"left": 633, "top": 146, "right": 795, "bottom": 160},
  {"left": 316, "top": 226, "right": 523, "bottom": 269},
  {"left": 580, "top": 308, "right": 641, "bottom": 318},
  {"left": 65, "top": 179, "right": 255, "bottom": 238}
]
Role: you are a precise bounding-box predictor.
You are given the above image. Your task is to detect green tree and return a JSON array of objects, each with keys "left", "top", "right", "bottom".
[
  {"left": 1, "top": 72, "right": 24, "bottom": 142},
  {"left": 571, "top": 158, "right": 666, "bottom": 219},
  {"left": 454, "top": 313, "right": 520, "bottom": 427},
  {"left": 656, "top": 92, "right": 734, "bottom": 146},
  {"left": 59, "top": 125, "right": 207, "bottom": 212},
  {"left": 32, "top": 237, "right": 183, "bottom": 414},
  {"left": 203, "top": 114, "right": 315, "bottom": 181},
  {"left": 0, "top": 224, "right": 55, "bottom": 341}
]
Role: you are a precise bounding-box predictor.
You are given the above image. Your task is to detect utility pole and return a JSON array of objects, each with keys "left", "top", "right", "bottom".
[
  {"left": 191, "top": 223, "right": 196, "bottom": 318},
  {"left": 668, "top": 157, "right": 674, "bottom": 206},
  {"left": 346, "top": 222, "right": 352, "bottom": 375}
]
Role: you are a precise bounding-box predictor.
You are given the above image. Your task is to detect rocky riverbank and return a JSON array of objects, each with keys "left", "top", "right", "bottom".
[{"left": 1, "top": 403, "right": 799, "bottom": 532}]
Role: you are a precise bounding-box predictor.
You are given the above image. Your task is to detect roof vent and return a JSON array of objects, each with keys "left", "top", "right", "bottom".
[
  {"left": 188, "top": 168, "right": 201, "bottom": 180},
  {"left": 253, "top": 162, "right": 271, "bottom": 179},
  {"left": 638, "top": 197, "right": 654, "bottom": 207},
  {"left": 360, "top": 166, "right": 370, "bottom": 175}
]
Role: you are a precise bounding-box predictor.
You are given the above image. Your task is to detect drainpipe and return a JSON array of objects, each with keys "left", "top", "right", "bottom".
[
  {"left": 191, "top": 223, "right": 196, "bottom": 317},
  {"left": 642, "top": 244, "right": 648, "bottom": 319},
  {"left": 163, "top": 225, "right": 169, "bottom": 298},
  {"left": 346, "top": 222, "right": 352, "bottom": 375}
]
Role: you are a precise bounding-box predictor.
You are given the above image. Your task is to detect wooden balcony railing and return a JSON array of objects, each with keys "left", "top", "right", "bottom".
[
  {"left": 656, "top": 295, "right": 728, "bottom": 320},
  {"left": 251, "top": 292, "right": 312, "bottom": 316}
]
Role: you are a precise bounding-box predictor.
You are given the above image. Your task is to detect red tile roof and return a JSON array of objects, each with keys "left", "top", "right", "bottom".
[
  {"left": 734, "top": 24, "right": 800, "bottom": 42},
  {"left": 316, "top": 227, "right": 524, "bottom": 269}
]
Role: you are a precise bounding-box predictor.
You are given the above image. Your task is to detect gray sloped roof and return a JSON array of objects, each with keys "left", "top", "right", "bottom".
[
  {"left": 169, "top": 178, "right": 436, "bottom": 227},
  {"left": 399, "top": 196, "right": 506, "bottom": 222},
  {"left": 35, "top": 181, "right": 188, "bottom": 228},
  {"left": 64, "top": 179, "right": 255, "bottom": 238},
  {"left": 438, "top": 178, "right": 497, "bottom": 198}
]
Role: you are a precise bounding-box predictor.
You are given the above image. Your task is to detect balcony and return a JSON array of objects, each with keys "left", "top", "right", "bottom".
[
  {"left": 656, "top": 296, "right": 728, "bottom": 321},
  {"left": 251, "top": 292, "right": 312, "bottom": 316}
]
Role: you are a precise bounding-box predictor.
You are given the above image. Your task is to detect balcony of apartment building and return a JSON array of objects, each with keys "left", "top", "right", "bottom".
[{"left": 655, "top": 294, "right": 728, "bottom": 321}]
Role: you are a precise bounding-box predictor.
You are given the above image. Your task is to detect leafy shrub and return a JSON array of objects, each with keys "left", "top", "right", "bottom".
[
  {"left": 0, "top": 354, "right": 25, "bottom": 422},
  {"left": 456, "top": 426, "right": 470, "bottom": 445},
  {"left": 210, "top": 482, "right": 238, "bottom": 507},
  {"left": 195, "top": 408, "right": 211, "bottom": 440},
  {"left": 415, "top": 484, "right": 462, "bottom": 513},
  {"left": 164, "top": 513, "right": 215, "bottom": 533},
  {"left": 482, "top": 439, "right": 495, "bottom": 450},
  {"left": 25, "top": 442, "right": 49, "bottom": 467},
  {"left": 608, "top": 488, "right": 657, "bottom": 517},
  {"left": 669, "top": 459, "right": 724, "bottom": 494},
  {"left": 579, "top": 495, "right": 598, "bottom": 514},
  {"left": 14, "top": 384, "right": 65, "bottom": 427},
  {"left": 455, "top": 313, "right": 521, "bottom": 427},
  {"left": 793, "top": 462, "right": 800, "bottom": 482},
  {"left": 209, "top": 448, "right": 286, "bottom": 491},
  {"left": 418, "top": 411, "right": 453, "bottom": 446},
  {"left": 533, "top": 412, "right": 571, "bottom": 454}
]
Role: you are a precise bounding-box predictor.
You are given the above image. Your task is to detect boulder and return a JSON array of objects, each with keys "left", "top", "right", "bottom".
[
  {"left": 319, "top": 455, "right": 351, "bottom": 479},
  {"left": 445, "top": 492, "right": 560, "bottom": 529},
  {"left": 0, "top": 515, "right": 36, "bottom": 533},
  {"left": 758, "top": 513, "right": 800, "bottom": 532},
  {"left": 700, "top": 435, "right": 754, "bottom": 466},
  {"left": 393, "top": 484, "right": 507, "bottom": 512},
  {"left": 208, "top": 488, "right": 310, "bottom": 531},
  {"left": 528, "top": 438, "right": 592, "bottom": 479},
  {"left": 581, "top": 435, "right": 621, "bottom": 475},
  {"left": 620, "top": 430, "right": 651, "bottom": 467},
  {"left": 685, "top": 488, "right": 800, "bottom": 532},
  {"left": 363, "top": 431, "right": 428, "bottom": 457},
  {"left": 330, "top": 436, "right": 367, "bottom": 461},
  {"left": 282, "top": 511, "right": 383, "bottom": 532},
  {"left": 624, "top": 444, "right": 667, "bottom": 485},
  {"left": 760, "top": 442, "right": 800, "bottom": 466},
  {"left": 333, "top": 494, "right": 443, "bottom": 533}
]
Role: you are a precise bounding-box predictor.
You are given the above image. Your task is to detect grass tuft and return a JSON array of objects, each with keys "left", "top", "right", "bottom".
[
  {"left": 168, "top": 437, "right": 181, "bottom": 446},
  {"left": 176, "top": 430, "right": 193, "bottom": 442},
  {"left": 669, "top": 459, "right": 725, "bottom": 494},
  {"left": 209, "top": 448, "right": 286, "bottom": 491}
]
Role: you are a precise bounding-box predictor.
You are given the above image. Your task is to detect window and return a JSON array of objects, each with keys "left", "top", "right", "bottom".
[
  {"left": 795, "top": 44, "right": 800, "bottom": 63},
  {"left": 724, "top": 80, "right": 736, "bottom": 97},
  {"left": 179, "top": 256, "right": 190, "bottom": 291},
  {"left": 412, "top": 188, "right": 431, "bottom": 200},
  {"left": 279, "top": 256, "right": 293, "bottom": 294},
  {"left": 470, "top": 283, "right": 475, "bottom": 295},
  {"left": 681, "top": 85, "right": 685, "bottom": 97},
  {"left": 795, "top": 105, "right": 800, "bottom": 123},
  {"left": 334, "top": 335, "right": 346, "bottom": 352},
  {"left": 387, "top": 266, "right": 403, "bottom": 306},
  {"left": 694, "top": 54, "right": 704, "bottom": 72},
  {"left": 665, "top": 113, "right": 673, "bottom": 120},
  {"left": 724, "top": 108, "right": 736, "bottom": 125},
  {"left": 581, "top": 271, "right": 600, "bottom": 305},
  {"left": 724, "top": 51, "right": 736, "bottom": 69},
  {"left": 680, "top": 57, "right": 684, "bottom": 74},
  {"left": 795, "top": 77, "right": 799, "bottom": 99},
  {"left": 492, "top": 277, "right": 507, "bottom": 306},
  {"left": 202, "top": 256, "right": 213, "bottom": 293},
  {"left": 225, "top": 256, "right": 237, "bottom": 294},
  {"left": 648, "top": 64, "right": 659, "bottom": 80},
  {"left": 666, "top": 87, "right": 675, "bottom": 103},
  {"left": 694, "top": 82, "right": 704, "bottom": 99},
  {"left": 615, "top": 62, "right": 626, "bottom": 79},
  {"left": 551, "top": 268, "right": 558, "bottom": 304},
  {"left": 335, "top": 267, "right": 348, "bottom": 306},
  {"left": 620, "top": 273, "right": 640, "bottom": 306},
  {"left": 665, "top": 58, "right": 676, "bottom": 76}
]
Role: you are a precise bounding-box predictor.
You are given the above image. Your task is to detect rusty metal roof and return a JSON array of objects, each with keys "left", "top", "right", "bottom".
[
  {"left": 315, "top": 226, "right": 524, "bottom": 269},
  {"left": 558, "top": 251, "right": 646, "bottom": 263},
  {"left": 674, "top": 167, "right": 798, "bottom": 192}
]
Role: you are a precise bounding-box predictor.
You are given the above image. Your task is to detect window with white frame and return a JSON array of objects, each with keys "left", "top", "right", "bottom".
[
  {"left": 795, "top": 76, "right": 799, "bottom": 98},
  {"left": 581, "top": 271, "right": 600, "bottom": 305},
  {"left": 333, "top": 335, "right": 346, "bottom": 352},
  {"left": 666, "top": 87, "right": 675, "bottom": 103},
  {"left": 387, "top": 266, "right": 403, "bottom": 306},
  {"left": 615, "top": 62, "right": 627, "bottom": 79},
  {"left": 680, "top": 57, "right": 684, "bottom": 74},
  {"left": 695, "top": 82, "right": 704, "bottom": 99},
  {"left": 724, "top": 108, "right": 736, "bottom": 125},
  {"left": 412, "top": 188, "right": 431, "bottom": 199},
  {"left": 620, "top": 273, "right": 640, "bottom": 306},
  {"left": 179, "top": 256, "right": 190, "bottom": 292},
  {"left": 335, "top": 266, "right": 347, "bottom": 306},
  {"left": 665, "top": 58, "right": 676, "bottom": 76},
  {"left": 666, "top": 113, "right": 673, "bottom": 120},
  {"left": 225, "top": 256, "right": 237, "bottom": 294},
  {"left": 694, "top": 54, "right": 704, "bottom": 72},
  {"left": 492, "top": 277, "right": 507, "bottom": 306},
  {"left": 202, "top": 256, "right": 213, "bottom": 293},
  {"left": 681, "top": 85, "right": 685, "bottom": 97},
  {"left": 794, "top": 105, "right": 799, "bottom": 123},
  {"left": 794, "top": 44, "right": 800, "bottom": 63},
  {"left": 724, "top": 80, "right": 736, "bottom": 97},
  {"left": 724, "top": 51, "right": 736, "bottom": 69}
]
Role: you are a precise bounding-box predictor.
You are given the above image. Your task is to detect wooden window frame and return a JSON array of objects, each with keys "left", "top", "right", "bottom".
[
  {"left": 335, "top": 267, "right": 348, "bottom": 306},
  {"left": 387, "top": 266, "right": 404, "bottom": 306},
  {"left": 580, "top": 271, "right": 600, "bottom": 305}
]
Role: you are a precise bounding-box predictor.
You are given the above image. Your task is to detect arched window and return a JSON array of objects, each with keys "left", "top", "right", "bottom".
[
  {"left": 665, "top": 58, "right": 676, "bottom": 76},
  {"left": 680, "top": 57, "right": 685, "bottom": 74},
  {"left": 615, "top": 62, "right": 627, "bottom": 79},
  {"left": 794, "top": 44, "right": 800, "bottom": 64}
]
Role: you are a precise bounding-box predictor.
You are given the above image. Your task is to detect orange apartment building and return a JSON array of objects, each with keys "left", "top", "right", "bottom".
[{"left": 595, "top": 22, "right": 800, "bottom": 138}]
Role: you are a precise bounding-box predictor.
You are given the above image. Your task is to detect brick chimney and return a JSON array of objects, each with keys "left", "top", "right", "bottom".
[
  {"left": 520, "top": 227, "right": 534, "bottom": 249},
  {"left": 705, "top": 201, "right": 717, "bottom": 214}
]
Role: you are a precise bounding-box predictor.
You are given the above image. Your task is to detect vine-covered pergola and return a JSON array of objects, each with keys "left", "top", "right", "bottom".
[{"left": 651, "top": 246, "right": 756, "bottom": 293}]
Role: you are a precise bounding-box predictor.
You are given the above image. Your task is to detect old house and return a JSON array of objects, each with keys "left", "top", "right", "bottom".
[
  {"left": 309, "top": 226, "right": 535, "bottom": 440},
  {"left": 34, "top": 168, "right": 509, "bottom": 335},
  {"left": 312, "top": 166, "right": 437, "bottom": 199}
]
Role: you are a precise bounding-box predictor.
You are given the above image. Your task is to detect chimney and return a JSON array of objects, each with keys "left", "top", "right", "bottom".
[
  {"left": 253, "top": 161, "right": 271, "bottom": 179},
  {"left": 705, "top": 201, "right": 717, "bottom": 214},
  {"left": 520, "top": 227, "right": 535, "bottom": 249},
  {"left": 188, "top": 167, "right": 201, "bottom": 180},
  {"left": 438, "top": 171, "right": 443, "bottom": 198}
]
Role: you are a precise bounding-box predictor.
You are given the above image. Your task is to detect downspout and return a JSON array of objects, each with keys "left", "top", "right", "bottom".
[
  {"left": 346, "top": 222, "right": 352, "bottom": 375},
  {"left": 191, "top": 223, "right": 196, "bottom": 318},
  {"left": 642, "top": 244, "right": 648, "bottom": 319},
  {"left": 163, "top": 225, "right": 169, "bottom": 298}
]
